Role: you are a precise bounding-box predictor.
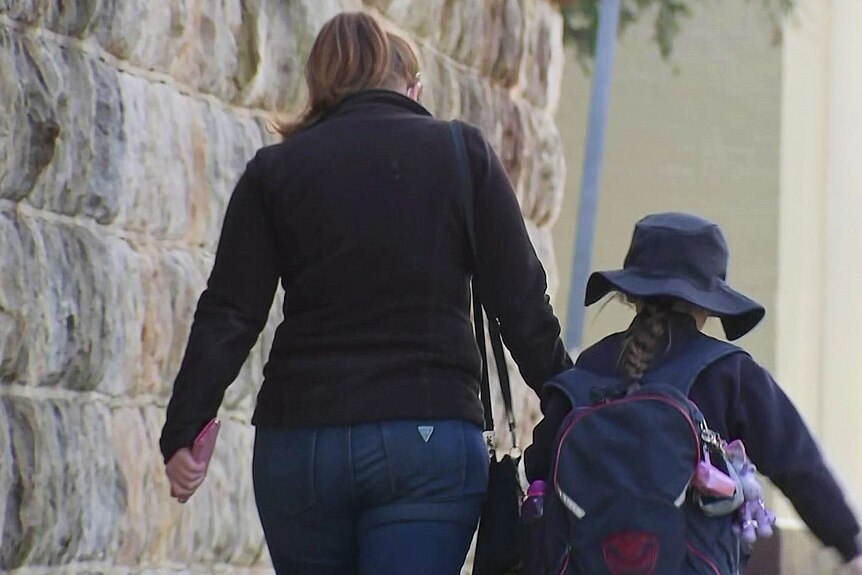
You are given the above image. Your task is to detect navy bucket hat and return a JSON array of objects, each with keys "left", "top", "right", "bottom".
[{"left": 585, "top": 213, "right": 765, "bottom": 341}]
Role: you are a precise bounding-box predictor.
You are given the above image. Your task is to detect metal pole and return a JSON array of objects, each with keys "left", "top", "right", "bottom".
[{"left": 564, "top": 0, "right": 622, "bottom": 353}]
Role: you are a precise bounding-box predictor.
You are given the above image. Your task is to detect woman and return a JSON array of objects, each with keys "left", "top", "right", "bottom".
[{"left": 160, "top": 12, "right": 571, "bottom": 575}]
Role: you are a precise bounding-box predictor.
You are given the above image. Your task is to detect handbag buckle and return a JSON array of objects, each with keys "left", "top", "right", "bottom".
[{"left": 483, "top": 430, "right": 496, "bottom": 453}]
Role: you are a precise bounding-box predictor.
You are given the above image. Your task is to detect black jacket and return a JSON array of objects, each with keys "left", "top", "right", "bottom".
[
  {"left": 525, "top": 313, "right": 860, "bottom": 561},
  {"left": 160, "top": 90, "right": 572, "bottom": 462}
]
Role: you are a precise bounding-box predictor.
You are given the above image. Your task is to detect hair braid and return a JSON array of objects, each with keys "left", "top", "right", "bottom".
[{"left": 619, "top": 298, "right": 674, "bottom": 382}]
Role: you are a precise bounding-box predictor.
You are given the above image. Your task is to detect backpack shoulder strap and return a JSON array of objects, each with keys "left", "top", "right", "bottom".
[
  {"left": 641, "top": 334, "right": 747, "bottom": 396},
  {"left": 543, "top": 367, "right": 622, "bottom": 409}
]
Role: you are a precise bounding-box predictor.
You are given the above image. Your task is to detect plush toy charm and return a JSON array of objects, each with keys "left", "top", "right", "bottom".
[{"left": 725, "top": 440, "right": 776, "bottom": 552}]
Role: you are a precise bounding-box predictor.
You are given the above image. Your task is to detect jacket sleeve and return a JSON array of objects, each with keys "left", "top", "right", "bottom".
[
  {"left": 524, "top": 390, "right": 572, "bottom": 481},
  {"left": 728, "top": 357, "right": 861, "bottom": 561},
  {"left": 159, "top": 153, "right": 281, "bottom": 463},
  {"left": 460, "top": 122, "right": 572, "bottom": 393}
]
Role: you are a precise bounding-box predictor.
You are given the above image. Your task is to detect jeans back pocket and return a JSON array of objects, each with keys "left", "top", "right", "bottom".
[
  {"left": 381, "top": 420, "right": 464, "bottom": 498},
  {"left": 253, "top": 428, "right": 317, "bottom": 515},
  {"left": 381, "top": 420, "right": 487, "bottom": 499}
]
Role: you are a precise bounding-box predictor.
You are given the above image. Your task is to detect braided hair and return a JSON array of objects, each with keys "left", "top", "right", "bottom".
[{"left": 618, "top": 297, "right": 675, "bottom": 382}]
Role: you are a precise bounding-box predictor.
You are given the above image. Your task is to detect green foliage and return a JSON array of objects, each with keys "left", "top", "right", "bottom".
[{"left": 561, "top": 0, "right": 796, "bottom": 66}]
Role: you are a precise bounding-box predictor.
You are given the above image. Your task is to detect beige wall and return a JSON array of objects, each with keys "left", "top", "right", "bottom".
[
  {"left": 553, "top": 2, "right": 782, "bottom": 364},
  {"left": 777, "top": 2, "right": 862, "bottom": 570}
]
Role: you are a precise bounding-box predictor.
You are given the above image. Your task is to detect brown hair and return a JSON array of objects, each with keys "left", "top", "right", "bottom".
[
  {"left": 274, "top": 13, "right": 420, "bottom": 138},
  {"left": 618, "top": 297, "right": 674, "bottom": 382},
  {"left": 386, "top": 32, "right": 420, "bottom": 87}
]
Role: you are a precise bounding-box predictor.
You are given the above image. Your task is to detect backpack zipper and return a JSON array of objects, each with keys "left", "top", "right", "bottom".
[
  {"left": 686, "top": 542, "right": 722, "bottom": 575},
  {"left": 555, "top": 550, "right": 571, "bottom": 575}
]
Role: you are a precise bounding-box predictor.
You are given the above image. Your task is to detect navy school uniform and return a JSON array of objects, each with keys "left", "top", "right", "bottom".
[{"left": 525, "top": 312, "right": 861, "bottom": 562}]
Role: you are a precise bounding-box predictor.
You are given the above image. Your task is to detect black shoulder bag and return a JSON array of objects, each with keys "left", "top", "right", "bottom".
[{"left": 449, "top": 121, "right": 526, "bottom": 575}]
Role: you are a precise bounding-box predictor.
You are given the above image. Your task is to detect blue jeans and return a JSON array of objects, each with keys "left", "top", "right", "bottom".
[{"left": 253, "top": 420, "right": 489, "bottom": 575}]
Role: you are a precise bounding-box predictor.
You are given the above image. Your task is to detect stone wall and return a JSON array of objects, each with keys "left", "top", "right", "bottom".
[{"left": 0, "top": 1, "right": 565, "bottom": 572}]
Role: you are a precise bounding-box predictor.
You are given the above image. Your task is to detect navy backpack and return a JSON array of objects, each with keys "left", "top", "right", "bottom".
[{"left": 542, "top": 335, "right": 746, "bottom": 575}]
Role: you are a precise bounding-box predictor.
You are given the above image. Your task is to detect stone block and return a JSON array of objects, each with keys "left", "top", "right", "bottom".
[
  {"left": 112, "top": 72, "right": 263, "bottom": 241},
  {"left": 0, "top": 397, "right": 125, "bottom": 569},
  {"left": 525, "top": 219, "right": 560, "bottom": 300},
  {"left": 0, "top": 399, "right": 13, "bottom": 555},
  {"left": 0, "top": 211, "right": 26, "bottom": 383},
  {"left": 114, "top": 74, "right": 199, "bottom": 239},
  {"left": 413, "top": 44, "right": 461, "bottom": 120},
  {"left": 165, "top": 0, "right": 244, "bottom": 102},
  {"left": 232, "top": 0, "right": 361, "bottom": 111},
  {"left": 139, "top": 248, "right": 208, "bottom": 399},
  {"left": 516, "top": 0, "right": 564, "bottom": 112},
  {"left": 372, "top": 0, "right": 561, "bottom": 109},
  {"left": 0, "top": 212, "right": 146, "bottom": 395},
  {"left": 196, "top": 103, "right": 268, "bottom": 249},
  {"left": 0, "top": 28, "right": 126, "bottom": 224},
  {"left": 377, "top": 0, "right": 449, "bottom": 46},
  {"left": 377, "top": 0, "right": 526, "bottom": 89},
  {"left": 11, "top": 214, "right": 114, "bottom": 390},
  {"left": 0, "top": 0, "right": 43, "bottom": 27},
  {"left": 440, "top": 0, "right": 497, "bottom": 72},
  {"left": 521, "top": 108, "right": 566, "bottom": 227},
  {"left": 489, "top": 0, "right": 526, "bottom": 88},
  {"left": 111, "top": 405, "right": 162, "bottom": 565},
  {"left": 0, "top": 0, "right": 104, "bottom": 37},
  {"left": 0, "top": 28, "right": 64, "bottom": 205},
  {"left": 494, "top": 90, "right": 528, "bottom": 201},
  {"left": 41, "top": 0, "right": 102, "bottom": 38},
  {"left": 457, "top": 72, "right": 499, "bottom": 148}
]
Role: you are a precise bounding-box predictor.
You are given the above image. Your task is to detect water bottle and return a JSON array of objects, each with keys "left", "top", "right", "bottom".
[
  {"left": 521, "top": 480, "right": 546, "bottom": 575},
  {"left": 521, "top": 480, "right": 546, "bottom": 523}
]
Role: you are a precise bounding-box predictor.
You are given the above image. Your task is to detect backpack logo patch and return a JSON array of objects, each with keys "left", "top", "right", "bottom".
[{"left": 602, "top": 531, "right": 659, "bottom": 575}]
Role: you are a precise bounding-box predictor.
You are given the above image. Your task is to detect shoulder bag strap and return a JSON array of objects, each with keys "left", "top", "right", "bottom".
[{"left": 448, "top": 120, "right": 517, "bottom": 451}]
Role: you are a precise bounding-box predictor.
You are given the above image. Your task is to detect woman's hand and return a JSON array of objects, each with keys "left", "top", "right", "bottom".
[{"left": 165, "top": 448, "right": 208, "bottom": 502}]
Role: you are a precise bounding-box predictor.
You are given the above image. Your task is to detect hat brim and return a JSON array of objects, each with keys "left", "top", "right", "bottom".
[{"left": 585, "top": 269, "right": 765, "bottom": 341}]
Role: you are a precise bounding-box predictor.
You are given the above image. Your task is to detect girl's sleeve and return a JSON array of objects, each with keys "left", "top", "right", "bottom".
[
  {"left": 524, "top": 390, "right": 571, "bottom": 481},
  {"left": 728, "top": 356, "right": 861, "bottom": 561}
]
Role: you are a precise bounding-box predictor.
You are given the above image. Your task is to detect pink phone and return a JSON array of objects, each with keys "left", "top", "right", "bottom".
[
  {"left": 177, "top": 418, "right": 220, "bottom": 504},
  {"left": 692, "top": 452, "right": 737, "bottom": 498},
  {"left": 191, "top": 418, "right": 220, "bottom": 464}
]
